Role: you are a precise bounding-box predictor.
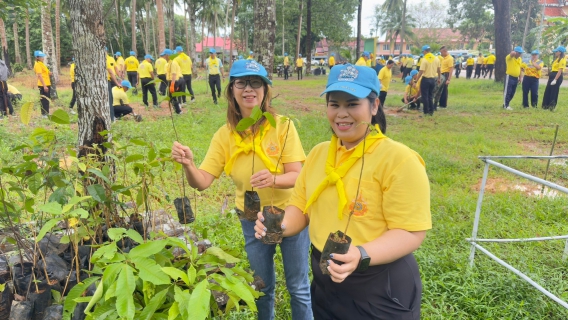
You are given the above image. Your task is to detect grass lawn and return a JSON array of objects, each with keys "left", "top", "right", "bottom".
[{"left": 2, "top": 67, "right": 568, "bottom": 319}]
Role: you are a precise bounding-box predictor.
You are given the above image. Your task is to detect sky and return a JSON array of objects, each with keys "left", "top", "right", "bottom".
[{"left": 351, "top": 0, "right": 450, "bottom": 38}]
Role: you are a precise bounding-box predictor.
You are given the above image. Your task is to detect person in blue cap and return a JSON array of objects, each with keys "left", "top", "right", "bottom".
[
  {"left": 253, "top": 63, "right": 431, "bottom": 319},
  {"left": 355, "top": 52, "right": 369, "bottom": 66},
  {"left": 162, "top": 48, "right": 183, "bottom": 114},
  {"left": 503, "top": 46, "right": 524, "bottom": 110},
  {"left": 138, "top": 54, "right": 159, "bottom": 109},
  {"left": 155, "top": 51, "right": 168, "bottom": 95},
  {"left": 521, "top": 50, "right": 543, "bottom": 108},
  {"left": 283, "top": 52, "right": 290, "bottom": 80},
  {"left": 34, "top": 50, "right": 51, "bottom": 118},
  {"left": 174, "top": 46, "right": 195, "bottom": 105},
  {"left": 205, "top": 48, "right": 224, "bottom": 105},
  {"left": 125, "top": 51, "right": 139, "bottom": 94},
  {"left": 111, "top": 80, "right": 142, "bottom": 121},
  {"left": 403, "top": 69, "right": 422, "bottom": 110},
  {"left": 247, "top": 51, "right": 254, "bottom": 60},
  {"left": 417, "top": 44, "right": 441, "bottom": 116},
  {"left": 171, "top": 59, "right": 312, "bottom": 320},
  {"left": 542, "top": 46, "right": 566, "bottom": 110}
]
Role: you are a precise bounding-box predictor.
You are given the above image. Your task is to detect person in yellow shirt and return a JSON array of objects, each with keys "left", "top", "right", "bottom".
[
  {"left": 521, "top": 50, "right": 543, "bottom": 108},
  {"left": 474, "top": 53, "right": 484, "bottom": 78},
  {"left": 417, "top": 44, "right": 441, "bottom": 116},
  {"left": 403, "top": 70, "right": 421, "bottom": 110},
  {"left": 138, "top": 54, "right": 158, "bottom": 109},
  {"left": 172, "top": 59, "right": 310, "bottom": 320},
  {"left": 6, "top": 84, "right": 21, "bottom": 111},
  {"left": 69, "top": 58, "right": 77, "bottom": 114},
  {"left": 205, "top": 48, "right": 225, "bottom": 104},
  {"left": 399, "top": 55, "right": 407, "bottom": 79},
  {"left": 125, "top": 51, "right": 140, "bottom": 94},
  {"left": 162, "top": 49, "right": 183, "bottom": 114},
  {"left": 355, "top": 52, "right": 369, "bottom": 66},
  {"left": 437, "top": 46, "right": 454, "bottom": 109},
  {"left": 254, "top": 64, "right": 431, "bottom": 319},
  {"left": 247, "top": 51, "right": 254, "bottom": 60},
  {"left": 503, "top": 46, "right": 524, "bottom": 110},
  {"left": 378, "top": 60, "right": 394, "bottom": 106},
  {"left": 174, "top": 46, "right": 195, "bottom": 104},
  {"left": 296, "top": 53, "right": 304, "bottom": 80},
  {"left": 155, "top": 52, "right": 167, "bottom": 95},
  {"left": 542, "top": 46, "right": 566, "bottom": 110},
  {"left": 404, "top": 54, "right": 414, "bottom": 78},
  {"left": 106, "top": 47, "right": 121, "bottom": 121},
  {"left": 115, "top": 52, "right": 125, "bottom": 78},
  {"left": 484, "top": 51, "right": 496, "bottom": 79},
  {"left": 328, "top": 53, "right": 335, "bottom": 70},
  {"left": 369, "top": 53, "right": 375, "bottom": 67},
  {"left": 34, "top": 50, "right": 51, "bottom": 118},
  {"left": 465, "top": 55, "right": 474, "bottom": 79},
  {"left": 283, "top": 52, "right": 290, "bottom": 80},
  {"left": 112, "top": 80, "right": 142, "bottom": 121}
]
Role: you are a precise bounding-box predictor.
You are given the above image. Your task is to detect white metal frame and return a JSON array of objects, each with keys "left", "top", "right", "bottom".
[{"left": 467, "top": 155, "right": 568, "bottom": 309}]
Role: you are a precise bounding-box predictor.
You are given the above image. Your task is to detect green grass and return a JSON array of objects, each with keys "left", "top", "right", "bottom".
[{"left": 2, "top": 69, "right": 568, "bottom": 319}]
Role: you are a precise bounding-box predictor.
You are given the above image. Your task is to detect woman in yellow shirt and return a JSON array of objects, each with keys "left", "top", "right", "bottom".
[
  {"left": 171, "top": 59, "right": 312, "bottom": 319},
  {"left": 254, "top": 64, "right": 431, "bottom": 319},
  {"left": 466, "top": 55, "right": 475, "bottom": 79},
  {"left": 542, "top": 46, "right": 566, "bottom": 110},
  {"left": 33, "top": 50, "right": 51, "bottom": 118}
]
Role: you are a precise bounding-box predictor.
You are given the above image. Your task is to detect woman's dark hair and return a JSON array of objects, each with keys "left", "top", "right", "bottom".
[
  {"left": 324, "top": 91, "right": 387, "bottom": 134},
  {"left": 556, "top": 52, "right": 565, "bottom": 63}
]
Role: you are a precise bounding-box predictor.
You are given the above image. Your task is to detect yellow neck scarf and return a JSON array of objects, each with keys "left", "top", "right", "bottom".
[
  {"left": 224, "top": 123, "right": 281, "bottom": 175},
  {"left": 304, "top": 125, "right": 386, "bottom": 219}
]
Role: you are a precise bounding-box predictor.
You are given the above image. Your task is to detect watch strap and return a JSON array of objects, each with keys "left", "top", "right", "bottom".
[{"left": 356, "top": 245, "right": 370, "bottom": 272}]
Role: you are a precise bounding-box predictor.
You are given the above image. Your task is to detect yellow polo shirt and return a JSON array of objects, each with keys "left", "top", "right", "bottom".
[
  {"left": 125, "top": 56, "right": 139, "bottom": 72},
  {"left": 329, "top": 56, "right": 335, "bottom": 66},
  {"left": 419, "top": 53, "right": 440, "bottom": 78},
  {"left": 112, "top": 86, "right": 129, "bottom": 106},
  {"left": 505, "top": 54, "right": 522, "bottom": 77},
  {"left": 166, "top": 60, "right": 181, "bottom": 81},
  {"left": 138, "top": 60, "right": 154, "bottom": 79},
  {"left": 476, "top": 56, "right": 484, "bottom": 64},
  {"left": 199, "top": 118, "right": 306, "bottom": 211},
  {"left": 116, "top": 56, "right": 125, "bottom": 70},
  {"left": 400, "top": 57, "right": 407, "bottom": 65},
  {"left": 485, "top": 54, "right": 496, "bottom": 65},
  {"left": 441, "top": 55, "right": 454, "bottom": 73},
  {"left": 406, "top": 57, "right": 414, "bottom": 68},
  {"left": 70, "top": 63, "right": 76, "bottom": 82},
  {"left": 206, "top": 57, "right": 222, "bottom": 75},
  {"left": 355, "top": 57, "right": 366, "bottom": 66},
  {"left": 174, "top": 53, "right": 193, "bottom": 75},
  {"left": 284, "top": 56, "right": 289, "bottom": 66},
  {"left": 366, "top": 59, "right": 372, "bottom": 67},
  {"left": 378, "top": 67, "right": 392, "bottom": 92},
  {"left": 155, "top": 57, "right": 167, "bottom": 75},
  {"left": 551, "top": 57, "right": 567, "bottom": 72},
  {"left": 34, "top": 61, "right": 51, "bottom": 86},
  {"left": 405, "top": 84, "right": 418, "bottom": 97},
  {"left": 466, "top": 58, "right": 474, "bottom": 66},
  {"left": 296, "top": 58, "right": 303, "bottom": 67},
  {"left": 522, "top": 60, "right": 543, "bottom": 78},
  {"left": 106, "top": 55, "right": 116, "bottom": 81},
  {"left": 289, "top": 137, "right": 431, "bottom": 251}
]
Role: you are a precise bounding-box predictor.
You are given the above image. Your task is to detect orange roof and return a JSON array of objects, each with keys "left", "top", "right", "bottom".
[
  {"left": 539, "top": 0, "right": 567, "bottom": 4},
  {"left": 544, "top": 6, "right": 567, "bottom": 17}
]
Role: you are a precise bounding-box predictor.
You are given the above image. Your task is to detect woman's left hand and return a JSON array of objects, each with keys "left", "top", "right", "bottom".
[
  {"left": 250, "top": 169, "right": 275, "bottom": 189},
  {"left": 326, "top": 245, "right": 361, "bottom": 283}
]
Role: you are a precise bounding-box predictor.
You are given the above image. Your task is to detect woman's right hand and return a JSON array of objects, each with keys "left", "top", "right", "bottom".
[
  {"left": 171, "top": 141, "right": 194, "bottom": 167},
  {"left": 254, "top": 211, "right": 286, "bottom": 239}
]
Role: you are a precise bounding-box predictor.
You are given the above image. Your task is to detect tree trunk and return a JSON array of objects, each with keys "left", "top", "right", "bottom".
[
  {"left": 184, "top": 1, "right": 190, "bottom": 53},
  {"left": 41, "top": 0, "right": 59, "bottom": 97},
  {"left": 139, "top": 8, "right": 147, "bottom": 53},
  {"left": 0, "top": 18, "right": 11, "bottom": 75},
  {"left": 522, "top": 3, "right": 532, "bottom": 49},
  {"left": 188, "top": 0, "right": 197, "bottom": 73},
  {"left": 399, "top": 0, "right": 407, "bottom": 55},
  {"left": 13, "top": 22, "right": 22, "bottom": 64},
  {"left": 225, "top": 0, "right": 230, "bottom": 59},
  {"left": 26, "top": 9, "right": 32, "bottom": 69},
  {"left": 229, "top": 0, "right": 236, "bottom": 70},
  {"left": 168, "top": 0, "right": 174, "bottom": 49},
  {"left": 296, "top": 0, "right": 303, "bottom": 58},
  {"left": 254, "top": 0, "right": 276, "bottom": 79},
  {"left": 493, "top": 0, "right": 511, "bottom": 82},
  {"left": 306, "top": 0, "right": 312, "bottom": 73},
  {"left": 56, "top": 0, "right": 61, "bottom": 73},
  {"left": 156, "top": 0, "right": 166, "bottom": 52},
  {"left": 131, "top": 0, "right": 137, "bottom": 52},
  {"left": 115, "top": 0, "right": 124, "bottom": 53},
  {"left": 356, "top": 0, "right": 362, "bottom": 59},
  {"left": 152, "top": 5, "right": 158, "bottom": 56},
  {"left": 201, "top": 14, "right": 205, "bottom": 67},
  {"left": 282, "top": 0, "right": 285, "bottom": 56}
]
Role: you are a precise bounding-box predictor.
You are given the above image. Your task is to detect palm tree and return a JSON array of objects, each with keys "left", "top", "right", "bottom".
[
  {"left": 41, "top": 0, "right": 59, "bottom": 96},
  {"left": 131, "top": 0, "right": 136, "bottom": 51},
  {"left": 156, "top": 0, "right": 166, "bottom": 52},
  {"left": 56, "top": 0, "right": 61, "bottom": 73},
  {"left": 26, "top": 8, "right": 32, "bottom": 69},
  {"left": 382, "top": 0, "right": 409, "bottom": 55},
  {"left": 378, "top": 5, "right": 414, "bottom": 55}
]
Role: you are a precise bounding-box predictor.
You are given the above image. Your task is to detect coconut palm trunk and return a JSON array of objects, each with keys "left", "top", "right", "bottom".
[
  {"left": 13, "top": 21, "right": 22, "bottom": 64},
  {"left": 253, "top": 0, "right": 276, "bottom": 79},
  {"left": 26, "top": 9, "right": 32, "bottom": 69},
  {"left": 41, "top": 0, "right": 59, "bottom": 97},
  {"left": 131, "top": 0, "right": 137, "bottom": 51},
  {"left": 156, "top": 0, "right": 166, "bottom": 52}
]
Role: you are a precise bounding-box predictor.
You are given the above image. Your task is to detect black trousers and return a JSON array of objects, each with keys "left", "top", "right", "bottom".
[
  {"left": 140, "top": 78, "right": 158, "bottom": 106},
  {"left": 284, "top": 66, "right": 289, "bottom": 80},
  {"left": 70, "top": 82, "right": 76, "bottom": 109},
  {"left": 420, "top": 77, "right": 436, "bottom": 115},
  {"left": 297, "top": 67, "right": 303, "bottom": 80},
  {"left": 474, "top": 65, "right": 482, "bottom": 78},
  {"left": 542, "top": 72, "right": 563, "bottom": 110},
  {"left": 400, "top": 66, "right": 406, "bottom": 78},
  {"left": 438, "top": 72, "right": 449, "bottom": 108},
  {"left": 403, "top": 67, "right": 412, "bottom": 78},
  {"left": 504, "top": 75, "right": 519, "bottom": 108},
  {"left": 167, "top": 80, "right": 182, "bottom": 114},
  {"left": 38, "top": 86, "right": 51, "bottom": 116},
  {"left": 522, "top": 76, "right": 539, "bottom": 108},
  {"left": 485, "top": 65, "right": 494, "bottom": 79},
  {"left": 208, "top": 74, "right": 222, "bottom": 102},
  {"left": 108, "top": 81, "right": 115, "bottom": 121},
  {"left": 0, "top": 81, "right": 14, "bottom": 116},
  {"left": 114, "top": 105, "right": 133, "bottom": 118},
  {"left": 311, "top": 247, "right": 421, "bottom": 320},
  {"left": 127, "top": 71, "right": 138, "bottom": 87},
  {"left": 158, "top": 74, "right": 167, "bottom": 95},
  {"left": 182, "top": 74, "right": 195, "bottom": 102},
  {"left": 379, "top": 91, "right": 387, "bottom": 107},
  {"left": 466, "top": 65, "right": 473, "bottom": 79},
  {"left": 455, "top": 65, "right": 461, "bottom": 78}
]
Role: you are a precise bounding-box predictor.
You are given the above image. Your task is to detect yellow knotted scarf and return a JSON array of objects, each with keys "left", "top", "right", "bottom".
[
  {"left": 224, "top": 124, "right": 281, "bottom": 175},
  {"left": 304, "top": 125, "right": 386, "bottom": 219}
]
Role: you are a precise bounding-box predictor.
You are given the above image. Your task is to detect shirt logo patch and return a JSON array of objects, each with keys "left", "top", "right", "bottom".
[
  {"left": 245, "top": 61, "right": 261, "bottom": 72},
  {"left": 338, "top": 66, "right": 358, "bottom": 82},
  {"left": 349, "top": 193, "right": 368, "bottom": 217},
  {"left": 266, "top": 141, "right": 280, "bottom": 156}
]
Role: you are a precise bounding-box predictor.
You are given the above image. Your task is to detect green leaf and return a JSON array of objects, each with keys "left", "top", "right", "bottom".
[
  {"left": 36, "top": 219, "right": 60, "bottom": 242},
  {"left": 84, "top": 280, "right": 103, "bottom": 315},
  {"left": 205, "top": 247, "right": 240, "bottom": 263},
  {"left": 87, "top": 169, "right": 111, "bottom": 184},
  {"left": 67, "top": 208, "right": 89, "bottom": 219},
  {"left": 173, "top": 286, "right": 190, "bottom": 318},
  {"left": 125, "top": 229, "right": 144, "bottom": 244},
  {"left": 250, "top": 106, "right": 262, "bottom": 121},
  {"left": 187, "top": 279, "right": 211, "bottom": 320},
  {"left": 161, "top": 267, "right": 189, "bottom": 285},
  {"left": 168, "top": 301, "right": 180, "bottom": 320},
  {"left": 235, "top": 117, "right": 256, "bottom": 131},
  {"left": 129, "top": 138, "right": 149, "bottom": 147},
  {"left": 224, "top": 280, "right": 257, "bottom": 311},
  {"left": 167, "top": 237, "right": 191, "bottom": 256},
  {"left": 20, "top": 101, "right": 34, "bottom": 125},
  {"left": 139, "top": 288, "right": 169, "bottom": 320},
  {"left": 62, "top": 196, "right": 92, "bottom": 213},
  {"left": 87, "top": 184, "right": 107, "bottom": 203},
  {"left": 63, "top": 276, "right": 100, "bottom": 320},
  {"left": 50, "top": 109, "right": 70, "bottom": 124},
  {"left": 106, "top": 228, "right": 127, "bottom": 241},
  {"left": 39, "top": 202, "right": 63, "bottom": 215},
  {"left": 125, "top": 154, "right": 144, "bottom": 163},
  {"left": 263, "top": 112, "right": 276, "bottom": 128},
  {"left": 130, "top": 257, "right": 170, "bottom": 285},
  {"left": 116, "top": 265, "right": 136, "bottom": 319},
  {"left": 101, "top": 258, "right": 121, "bottom": 290},
  {"left": 187, "top": 265, "right": 196, "bottom": 285},
  {"left": 128, "top": 239, "right": 168, "bottom": 258},
  {"left": 172, "top": 92, "right": 191, "bottom": 98}
]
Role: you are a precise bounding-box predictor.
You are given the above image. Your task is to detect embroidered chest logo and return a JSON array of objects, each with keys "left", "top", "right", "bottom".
[
  {"left": 266, "top": 141, "right": 280, "bottom": 156},
  {"left": 349, "top": 193, "right": 368, "bottom": 217}
]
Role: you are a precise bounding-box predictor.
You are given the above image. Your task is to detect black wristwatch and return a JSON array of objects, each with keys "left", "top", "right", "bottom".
[{"left": 356, "top": 246, "right": 371, "bottom": 272}]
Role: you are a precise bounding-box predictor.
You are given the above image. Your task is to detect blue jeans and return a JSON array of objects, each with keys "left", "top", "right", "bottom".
[
  {"left": 522, "top": 76, "right": 539, "bottom": 108},
  {"left": 240, "top": 219, "right": 312, "bottom": 320}
]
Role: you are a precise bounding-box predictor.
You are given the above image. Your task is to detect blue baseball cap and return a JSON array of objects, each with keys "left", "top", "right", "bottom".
[
  {"left": 120, "top": 80, "right": 132, "bottom": 89},
  {"left": 284, "top": 52, "right": 288, "bottom": 56},
  {"left": 363, "top": 51, "right": 369, "bottom": 57},
  {"left": 331, "top": 53, "right": 335, "bottom": 56},
  {"left": 238, "top": 55, "right": 243, "bottom": 59},
  {"left": 249, "top": 51, "right": 254, "bottom": 54},
  {"left": 175, "top": 46, "right": 183, "bottom": 52},
  {"left": 405, "top": 75, "right": 412, "bottom": 85},
  {"left": 160, "top": 49, "right": 174, "bottom": 56},
  {"left": 34, "top": 50, "right": 46, "bottom": 57},
  {"left": 115, "top": 52, "right": 122, "bottom": 56},
  {"left": 422, "top": 45, "right": 431, "bottom": 51},
  {"left": 320, "top": 64, "right": 381, "bottom": 98},
  {"left": 531, "top": 50, "right": 540, "bottom": 55},
  {"left": 410, "top": 70, "right": 419, "bottom": 77},
  {"left": 553, "top": 46, "right": 566, "bottom": 53},
  {"left": 229, "top": 59, "right": 272, "bottom": 86},
  {"left": 514, "top": 46, "right": 524, "bottom": 53},
  {"left": 130, "top": 51, "right": 136, "bottom": 56},
  {"left": 209, "top": 48, "right": 216, "bottom": 54},
  {"left": 299, "top": 54, "right": 302, "bottom": 57},
  {"left": 144, "top": 54, "right": 154, "bottom": 60}
]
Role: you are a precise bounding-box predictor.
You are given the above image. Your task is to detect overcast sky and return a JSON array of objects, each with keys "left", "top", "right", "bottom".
[{"left": 351, "top": 0, "right": 450, "bottom": 37}]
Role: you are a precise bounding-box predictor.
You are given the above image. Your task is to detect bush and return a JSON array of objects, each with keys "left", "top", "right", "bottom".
[{"left": 11, "top": 63, "right": 26, "bottom": 74}]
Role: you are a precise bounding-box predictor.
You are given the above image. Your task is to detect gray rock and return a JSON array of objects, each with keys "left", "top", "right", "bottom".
[
  {"left": 9, "top": 301, "right": 33, "bottom": 320},
  {"left": 38, "top": 255, "right": 69, "bottom": 283},
  {"left": 41, "top": 305, "right": 62, "bottom": 320}
]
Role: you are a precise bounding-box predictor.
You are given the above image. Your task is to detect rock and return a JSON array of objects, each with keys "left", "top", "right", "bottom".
[
  {"left": 38, "top": 255, "right": 69, "bottom": 283},
  {"left": 211, "top": 290, "right": 229, "bottom": 309},
  {"left": 197, "top": 240, "right": 212, "bottom": 253},
  {"left": 9, "top": 301, "right": 33, "bottom": 320},
  {"left": 42, "top": 305, "right": 62, "bottom": 320},
  {"left": 37, "top": 234, "right": 69, "bottom": 256}
]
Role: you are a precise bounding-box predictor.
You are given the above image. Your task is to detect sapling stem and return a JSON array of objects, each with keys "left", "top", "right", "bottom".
[{"left": 271, "top": 118, "right": 292, "bottom": 209}]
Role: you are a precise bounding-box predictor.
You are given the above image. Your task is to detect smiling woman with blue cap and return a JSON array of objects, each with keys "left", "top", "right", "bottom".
[
  {"left": 542, "top": 45, "right": 566, "bottom": 110},
  {"left": 254, "top": 64, "right": 431, "bottom": 319},
  {"left": 171, "top": 59, "right": 311, "bottom": 319}
]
